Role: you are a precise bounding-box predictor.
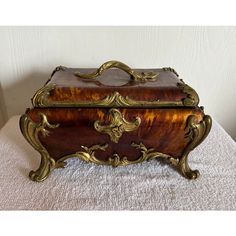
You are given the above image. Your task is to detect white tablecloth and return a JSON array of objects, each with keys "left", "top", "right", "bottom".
[{"left": 0, "top": 116, "right": 235, "bottom": 210}]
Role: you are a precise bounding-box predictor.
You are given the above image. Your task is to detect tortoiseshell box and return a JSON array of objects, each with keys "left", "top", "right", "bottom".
[{"left": 20, "top": 61, "right": 212, "bottom": 182}]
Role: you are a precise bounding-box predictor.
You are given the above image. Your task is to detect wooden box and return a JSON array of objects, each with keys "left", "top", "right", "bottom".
[{"left": 19, "top": 61, "right": 212, "bottom": 182}]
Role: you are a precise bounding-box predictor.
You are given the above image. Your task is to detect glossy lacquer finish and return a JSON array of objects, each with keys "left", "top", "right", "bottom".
[
  {"left": 26, "top": 107, "right": 204, "bottom": 161},
  {"left": 46, "top": 67, "right": 187, "bottom": 104}
]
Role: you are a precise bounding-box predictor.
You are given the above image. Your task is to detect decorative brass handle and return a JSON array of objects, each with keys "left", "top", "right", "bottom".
[
  {"left": 94, "top": 108, "right": 141, "bottom": 143},
  {"left": 74, "top": 60, "right": 158, "bottom": 82}
]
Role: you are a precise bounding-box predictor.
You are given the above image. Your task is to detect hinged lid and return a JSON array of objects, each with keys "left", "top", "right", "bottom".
[{"left": 32, "top": 61, "right": 199, "bottom": 108}]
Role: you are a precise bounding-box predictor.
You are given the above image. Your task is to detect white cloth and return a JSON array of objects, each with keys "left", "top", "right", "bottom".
[{"left": 0, "top": 116, "right": 235, "bottom": 210}]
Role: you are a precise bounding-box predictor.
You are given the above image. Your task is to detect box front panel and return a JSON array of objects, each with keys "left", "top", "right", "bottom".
[{"left": 26, "top": 107, "right": 204, "bottom": 162}]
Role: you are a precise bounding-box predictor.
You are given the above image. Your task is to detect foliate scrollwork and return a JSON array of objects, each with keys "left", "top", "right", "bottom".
[
  {"left": 94, "top": 108, "right": 141, "bottom": 143},
  {"left": 31, "top": 83, "right": 200, "bottom": 108},
  {"left": 77, "top": 144, "right": 128, "bottom": 167},
  {"left": 177, "top": 79, "right": 199, "bottom": 106},
  {"left": 31, "top": 63, "right": 77, "bottom": 107},
  {"left": 32, "top": 85, "right": 185, "bottom": 108},
  {"left": 31, "top": 83, "right": 56, "bottom": 107},
  {"left": 57, "top": 142, "right": 179, "bottom": 168},
  {"left": 19, "top": 113, "right": 59, "bottom": 182},
  {"left": 176, "top": 114, "right": 212, "bottom": 179},
  {"left": 131, "top": 142, "right": 179, "bottom": 166}
]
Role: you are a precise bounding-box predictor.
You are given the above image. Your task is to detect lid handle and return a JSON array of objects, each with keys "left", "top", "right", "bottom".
[{"left": 74, "top": 60, "right": 158, "bottom": 82}]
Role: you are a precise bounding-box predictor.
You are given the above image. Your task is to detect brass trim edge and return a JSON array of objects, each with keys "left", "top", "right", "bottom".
[
  {"left": 31, "top": 82, "right": 199, "bottom": 108},
  {"left": 162, "top": 67, "right": 179, "bottom": 77},
  {"left": 43, "top": 66, "right": 67, "bottom": 86},
  {"left": 50, "top": 65, "right": 67, "bottom": 78}
]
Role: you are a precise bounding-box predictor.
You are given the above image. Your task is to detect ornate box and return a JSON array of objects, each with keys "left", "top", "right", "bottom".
[{"left": 19, "top": 61, "right": 212, "bottom": 182}]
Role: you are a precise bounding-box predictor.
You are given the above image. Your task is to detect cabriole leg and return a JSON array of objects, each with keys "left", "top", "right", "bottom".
[
  {"left": 29, "top": 152, "right": 56, "bottom": 182},
  {"left": 177, "top": 115, "right": 212, "bottom": 180},
  {"left": 19, "top": 113, "right": 59, "bottom": 182}
]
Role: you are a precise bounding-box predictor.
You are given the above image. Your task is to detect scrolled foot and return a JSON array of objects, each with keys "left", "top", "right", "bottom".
[
  {"left": 29, "top": 155, "right": 56, "bottom": 182},
  {"left": 180, "top": 168, "right": 200, "bottom": 180},
  {"left": 29, "top": 169, "right": 51, "bottom": 182},
  {"left": 20, "top": 113, "right": 59, "bottom": 182},
  {"left": 175, "top": 114, "right": 212, "bottom": 180},
  {"left": 177, "top": 154, "right": 200, "bottom": 180}
]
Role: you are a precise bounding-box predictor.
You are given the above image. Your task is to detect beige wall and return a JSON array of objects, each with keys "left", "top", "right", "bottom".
[{"left": 0, "top": 26, "right": 236, "bottom": 139}]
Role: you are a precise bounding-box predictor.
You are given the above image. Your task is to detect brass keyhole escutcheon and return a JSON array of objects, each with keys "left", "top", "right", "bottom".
[{"left": 94, "top": 108, "right": 141, "bottom": 143}]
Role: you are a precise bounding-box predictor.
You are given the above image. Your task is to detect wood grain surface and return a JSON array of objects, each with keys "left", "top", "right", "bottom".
[
  {"left": 47, "top": 67, "right": 186, "bottom": 104},
  {"left": 27, "top": 107, "right": 204, "bottom": 161}
]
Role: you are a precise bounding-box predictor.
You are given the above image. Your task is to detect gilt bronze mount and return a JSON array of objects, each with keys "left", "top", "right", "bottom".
[
  {"left": 32, "top": 81, "right": 199, "bottom": 108},
  {"left": 19, "top": 112, "right": 212, "bottom": 182},
  {"left": 94, "top": 108, "right": 141, "bottom": 143}
]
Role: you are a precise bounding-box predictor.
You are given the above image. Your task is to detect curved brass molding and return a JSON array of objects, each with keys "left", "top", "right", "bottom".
[
  {"left": 162, "top": 67, "right": 179, "bottom": 77},
  {"left": 50, "top": 65, "right": 67, "bottom": 78},
  {"left": 94, "top": 108, "right": 141, "bottom": 143},
  {"left": 19, "top": 113, "right": 59, "bottom": 182},
  {"left": 31, "top": 85, "right": 194, "bottom": 108},
  {"left": 43, "top": 66, "right": 67, "bottom": 87},
  {"left": 57, "top": 142, "right": 179, "bottom": 168},
  {"left": 177, "top": 114, "right": 212, "bottom": 179},
  {"left": 177, "top": 79, "right": 199, "bottom": 106},
  {"left": 74, "top": 60, "right": 159, "bottom": 82},
  {"left": 31, "top": 83, "right": 56, "bottom": 107},
  {"left": 131, "top": 142, "right": 179, "bottom": 166}
]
